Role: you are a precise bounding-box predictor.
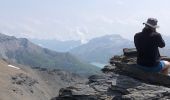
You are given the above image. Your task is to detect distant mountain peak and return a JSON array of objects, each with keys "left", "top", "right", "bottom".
[
  {"left": 0, "top": 33, "right": 16, "bottom": 42},
  {"left": 70, "top": 34, "right": 133, "bottom": 63}
]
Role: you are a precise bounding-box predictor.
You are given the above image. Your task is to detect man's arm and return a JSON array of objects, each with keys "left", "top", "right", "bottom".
[{"left": 156, "top": 33, "right": 165, "bottom": 48}]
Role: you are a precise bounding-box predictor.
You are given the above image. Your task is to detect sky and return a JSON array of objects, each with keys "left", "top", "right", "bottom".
[{"left": 0, "top": 0, "right": 170, "bottom": 42}]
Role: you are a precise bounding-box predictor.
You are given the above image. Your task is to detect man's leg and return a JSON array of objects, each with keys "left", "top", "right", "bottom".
[{"left": 161, "top": 61, "right": 170, "bottom": 75}]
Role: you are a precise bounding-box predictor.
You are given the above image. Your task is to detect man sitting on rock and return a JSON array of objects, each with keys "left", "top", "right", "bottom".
[{"left": 134, "top": 18, "right": 170, "bottom": 75}]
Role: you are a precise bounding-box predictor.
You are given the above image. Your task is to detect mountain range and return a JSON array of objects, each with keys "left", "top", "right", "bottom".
[
  {"left": 0, "top": 33, "right": 100, "bottom": 76},
  {"left": 31, "top": 34, "right": 170, "bottom": 64},
  {"left": 70, "top": 34, "right": 133, "bottom": 63},
  {"left": 30, "top": 34, "right": 134, "bottom": 64}
]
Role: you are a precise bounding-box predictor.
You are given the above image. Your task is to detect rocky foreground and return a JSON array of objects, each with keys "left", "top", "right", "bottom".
[{"left": 52, "top": 48, "right": 170, "bottom": 100}]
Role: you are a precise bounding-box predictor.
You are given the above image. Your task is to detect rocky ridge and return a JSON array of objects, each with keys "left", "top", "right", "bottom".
[{"left": 52, "top": 48, "right": 170, "bottom": 100}]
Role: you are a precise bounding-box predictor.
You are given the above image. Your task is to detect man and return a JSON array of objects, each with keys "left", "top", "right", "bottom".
[{"left": 134, "top": 18, "right": 170, "bottom": 75}]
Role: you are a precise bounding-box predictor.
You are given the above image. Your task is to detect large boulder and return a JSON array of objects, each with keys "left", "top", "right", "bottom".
[{"left": 52, "top": 48, "right": 170, "bottom": 100}]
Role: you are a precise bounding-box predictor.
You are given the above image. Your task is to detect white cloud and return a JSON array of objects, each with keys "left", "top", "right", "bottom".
[{"left": 75, "top": 27, "right": 88, "bottom": 44}]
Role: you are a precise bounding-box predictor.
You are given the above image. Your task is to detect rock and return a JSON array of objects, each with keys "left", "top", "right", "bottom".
[
  {"left": 111, "top": 75, "right": 170, "bottom": 100},
  {"left": 88, "top": 75, "right": 107, "bottom": 83},
  {"left": 110, "top": 55, "right": 136, "bottom": 65},
  {"left": 102, "top": 65, "right": 116, "bottom": 73},
  {"left": 161, "top": 56, "right": 170, "bottom": 62},
  {"left": 52, "top": 83, "right": 99, "bottom": 100},
  {"left": 53, "top": 72, "right": 170, "bottom": 100},
  {"left": 110, "top": 55, "right": 124, "bottom": 64},
  {"left": 11, "top": 73, "right": 39, "bottom": 94},
  {"left": 114, "top": 62, "right": 170, "bottom": 87},
  {"left": 52, "top": 48, "right": 170, "bottom": 100},
  {"left": 123, "top": 48, "right": 137, "bottom": 57},
  {"left": 11, "top": 73, "right": 38, "bottom": 86}
]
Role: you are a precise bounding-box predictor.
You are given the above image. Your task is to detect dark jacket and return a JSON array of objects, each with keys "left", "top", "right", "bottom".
[{"left": 134, "top": 28, "right": 165, "bottom": 67}]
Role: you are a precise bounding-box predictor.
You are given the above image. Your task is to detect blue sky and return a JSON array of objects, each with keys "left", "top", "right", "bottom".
[{"left": 0, "top": 0, "right": 170, "bottom": 42}]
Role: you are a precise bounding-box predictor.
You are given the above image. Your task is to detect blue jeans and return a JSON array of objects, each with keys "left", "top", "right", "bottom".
[{"left": 137, "top": 61, "right": 165, "bottom": 72}]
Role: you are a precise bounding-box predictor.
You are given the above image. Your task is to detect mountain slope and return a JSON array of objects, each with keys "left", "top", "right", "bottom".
[
  {"left": 0, "top": 59, "right": 51, "bottom": 100},
  {"left": 70, "top": 34, "right": 133, "bottom": 63},
  {"left": 0, "top": 33, "right": 100, "bottom": 76},
  {"left": 0, "top": 59, "right": 87, "bottom": 100}
]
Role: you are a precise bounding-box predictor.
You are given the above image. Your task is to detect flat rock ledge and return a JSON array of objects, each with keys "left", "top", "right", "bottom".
[{"left": 51, "top": 48, "right": 170, "bottom": 100}]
